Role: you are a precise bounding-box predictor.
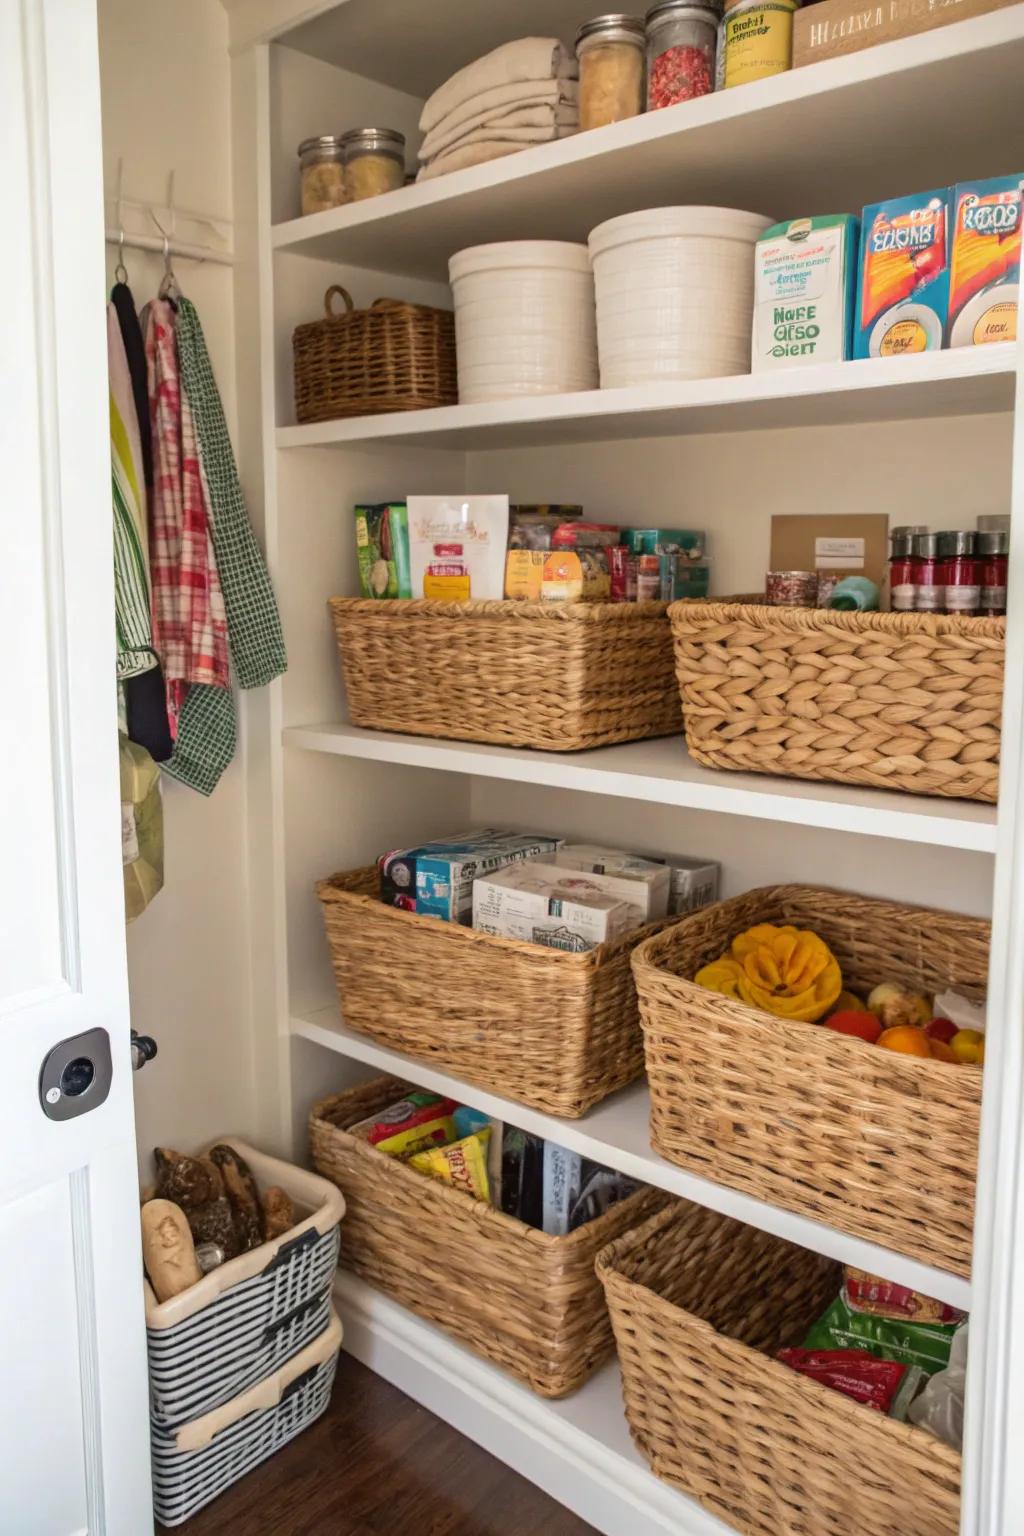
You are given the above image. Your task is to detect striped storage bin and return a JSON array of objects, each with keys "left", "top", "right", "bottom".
[
  {"left": 146, "top": 1140, "right": 344, "bottom": 1430},
  {"left": 152, "top": 1311, "right": 342, "bottom": 1526}
]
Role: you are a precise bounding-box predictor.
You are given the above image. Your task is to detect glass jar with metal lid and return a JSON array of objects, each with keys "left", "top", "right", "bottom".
[
  {"left": 645, "top": 1, "right": 718, "bottom": 109},
  {"left": 342, "top": 128, "right": 406, "bottom": 202},
  {"left": 938, "top": 530, "right": 981, "bottom": 616},
  {"left": 298, "top": 135, "right": 348, "bottom": 216},
  {"left": 575, "top": 15, "right": 645, "bottom": 131}
]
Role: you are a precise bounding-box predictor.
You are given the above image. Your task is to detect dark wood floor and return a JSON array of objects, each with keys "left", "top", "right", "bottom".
[{"left": 163, "top": 1355, "right": 598, "bottom": 1536}]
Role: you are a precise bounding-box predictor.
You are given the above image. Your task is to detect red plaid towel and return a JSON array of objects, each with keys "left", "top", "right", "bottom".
[{"left": 144, "top": 299, "right": 228, "bottom": 731}]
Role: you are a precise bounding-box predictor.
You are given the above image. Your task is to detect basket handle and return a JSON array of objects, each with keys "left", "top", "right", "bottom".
[{"left": 324, "top": 284, "right": 355, "bottom": 317}]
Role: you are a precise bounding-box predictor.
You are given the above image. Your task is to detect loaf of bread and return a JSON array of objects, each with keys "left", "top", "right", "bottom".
[
  {"left": 154, "top": 1147, "right": 224, "bottom": 1209},
  {"left": 142, "top": 1199, "right": 203, "bottom": 1302},
  {"left": 209, "top": 1144, "right": 263, "bottom": 1252},
  {"left": 261, "top": 1186, "right": 295, "bottom": 1241},
  {"left": 186, "top": 1196, "right": 243, "bottom": 1259}
]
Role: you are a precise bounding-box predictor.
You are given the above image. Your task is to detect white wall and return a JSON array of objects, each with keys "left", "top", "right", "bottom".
[{"left": 98, "top": 0, "right": 257, "bottom": 1162}]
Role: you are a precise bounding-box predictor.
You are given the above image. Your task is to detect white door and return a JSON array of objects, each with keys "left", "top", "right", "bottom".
[{"left": 0, "top": 1, "right": 153, "bottom": 1532}]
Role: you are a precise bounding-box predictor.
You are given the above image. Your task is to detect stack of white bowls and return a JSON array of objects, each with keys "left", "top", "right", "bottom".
[
  {"left": 588, "top": 206, "right": 772, "bottom": 388},
  {"left": 448, "top": 241, "right": 599, "bottom": 403}
]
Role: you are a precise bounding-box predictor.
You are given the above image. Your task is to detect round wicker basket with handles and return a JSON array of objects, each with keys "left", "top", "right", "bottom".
[{"left": 293, "top": 285, "right": 457, "bottom": 422}]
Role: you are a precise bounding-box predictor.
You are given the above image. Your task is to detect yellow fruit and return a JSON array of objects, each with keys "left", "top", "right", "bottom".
[
  {"left": 877, "top": 1026, "right": 932, "bottom": 1058},
  {"left": 834, "top": 990, "right": 866, "bottom": 1015},
  {"left": 951, "top": 1029, "right": 985, "bottom": 1065},
  {"left": 729, "top": 924, "right": 842, "bottom": 1023},
  {"left": 867, "top": 983, "right": 931, "bottom": 1032},
  {"left": 928, "top": 1039, "right": 958, "bottom": 1064}
]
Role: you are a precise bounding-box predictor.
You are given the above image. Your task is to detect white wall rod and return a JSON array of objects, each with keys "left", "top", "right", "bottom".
[{"left": 104, "top": 229, "right": 235, "bottom": 267}]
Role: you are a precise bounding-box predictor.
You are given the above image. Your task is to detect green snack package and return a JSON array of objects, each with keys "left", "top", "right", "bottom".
[
  {"left": 355, "top": 502, "right": 412, "bottom": 599},
  {"left": 802, "top": 1294, "right": 960, "bottom": 1377}
]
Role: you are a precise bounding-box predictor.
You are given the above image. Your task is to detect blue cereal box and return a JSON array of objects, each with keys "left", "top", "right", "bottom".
[
  {"left": 378, "top": 829, "right": 560, "bottom": 923},
  {"left": 948, "top": 175, "right": 1023, "bottom": 347},
  {"left": 855, "top": 189, "right": 951, "bottom": 359}
]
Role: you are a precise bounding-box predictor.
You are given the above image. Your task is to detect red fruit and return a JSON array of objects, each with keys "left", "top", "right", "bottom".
[
  {"left": 925, "top": 1017, "right": 957, "bottom": 1044},
  {"left": 826, "top": 1010, "right": 883, "bottom": 1044}
]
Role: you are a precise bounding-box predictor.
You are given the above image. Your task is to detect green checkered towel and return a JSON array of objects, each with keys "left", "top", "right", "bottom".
[
  {"left": 167, "top": 296, "right": 286, "bottom": 794},
  {"left": 175, "top": 296, "right": 286, "bottom": 688}
]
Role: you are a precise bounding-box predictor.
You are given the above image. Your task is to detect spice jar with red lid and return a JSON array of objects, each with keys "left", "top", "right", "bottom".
[
  {"left": 645, "top": 0, "right": 718, "bottom": 108},
  {"left": 978, "top": 529, "right": 1009, "bottom": 617},
  {"left": 912, "top": 533, "right": 944, "bottom": 614},
  {"left": 939, "top": 531, "right": 981, "bottom": 617}
]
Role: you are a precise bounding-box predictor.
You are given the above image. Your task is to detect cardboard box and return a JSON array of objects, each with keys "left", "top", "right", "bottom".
[
  {"left": 379, "top": 830, "right": 559, "bottom": 923},
  {"left": 662, "top": 856, "right": 721, "bottom": 916},
  {"left": 552, "top": 845, "right": 671, "bottom": 924},
  {"left": 948, "top": 175, "right": 1022, "bottom": 347},
  {"left": 752, "top": 215, "right": 859, "bottom": 370},
  {"left": 472, "top": 862, "right": 634, "bottom": 952},
  {"left": 854, "top": 190, "right": 951, "bottom": 359},
  {"left": 770, "top": 513, "right": 891, "bottom": 588},
  {"left": 793, "top": 0, "right": 1017, "bottom": 68}
]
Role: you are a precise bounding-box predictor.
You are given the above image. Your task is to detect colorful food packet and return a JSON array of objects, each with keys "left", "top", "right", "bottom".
[
  {"left": 801, "top": 1294, "right": 959, "bottom": 1377},
  {"left": 843, "top": 1267, "right": 965, "bottom": 1325},
  {"left": 349, "top": 1092, "right": 458, "bottom": 1158},
  {"left": 408, "top": 1129, "right": 491, "bottom": 1202},
  {"left": 777, "top": 1347, "right": 925, "bottom": 1420}
]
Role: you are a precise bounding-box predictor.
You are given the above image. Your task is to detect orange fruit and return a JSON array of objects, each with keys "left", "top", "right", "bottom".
[
  {"left": 876, "top": 1025, "right": 932, "bottom": 1057},
  {"left": 928, "top": 1039, "right": 958, "bottom": 1063}
]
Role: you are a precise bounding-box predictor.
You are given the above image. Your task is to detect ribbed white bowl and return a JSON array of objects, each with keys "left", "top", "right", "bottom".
[
  {"left": 449, "top": 241, "right": 598, "bottom": 403},
  {"left": 588, "top": 207, "right": 773, "bottom": 388}
]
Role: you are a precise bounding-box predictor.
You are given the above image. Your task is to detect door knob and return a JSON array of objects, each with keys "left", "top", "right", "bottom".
[
  {"left": 39, "top": 1027, "right": 113, "bottom": 1121},
  {"left": 131, "top": 1029, "right": 158, "bottom": 1071}
]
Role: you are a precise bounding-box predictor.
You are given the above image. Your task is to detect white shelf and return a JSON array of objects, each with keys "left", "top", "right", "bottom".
[
  {"left": 297, "top": 1006, "right": 972, "bottom": 1312},
  {"left": 335, "top": 1270, "right": 733, "bottom": 1536},
  {"left": 284, "top": 723, "right": 998, "bottom": 853},
  {"left": 277, "top": 346, "right": 1015, "bottom": 450},
  {"left": 271, "top": 11, "right": 1024, "bottom": 282}
]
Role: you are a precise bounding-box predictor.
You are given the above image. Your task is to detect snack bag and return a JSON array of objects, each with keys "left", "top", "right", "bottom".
[
  {"left": 408, "top": 1129, "right": 491, "bottom": 1201},
  {"left": 802, "top": 1293, "right": 958, "bottom": 1376},
  {"left": 355, "top": 502, "right": 412, "bottom": 599},
  {"left": 777, "top": 1347, "right": 924, "bottom": 1419},
  {"left": 349, "top": 1092, "right": 458, "bottom": 1157},
  {"left": 843, "top": 1267, "right": 965, "bottom": 1325}
]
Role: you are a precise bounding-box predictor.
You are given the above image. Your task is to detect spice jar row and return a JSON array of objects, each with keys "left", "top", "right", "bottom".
[
  {"left": 889, "top": 526, "right": 1008, "bottom": 618},
  {"left": 298, "top": 128, "right": 406, "bottom": 215},
  {"left": 576, "top": 0, "right": 797, "bottom": 132}
]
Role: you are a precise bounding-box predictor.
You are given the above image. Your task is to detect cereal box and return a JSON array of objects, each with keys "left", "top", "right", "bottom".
[
  {"left": 551, "top": 844, "right": 670, "bottom": 924},
  {"left": 752, "top": 214, "right": 859, "bottom": 370},
  {"left": 854, "top": 189, "right": 950, "bottom": 359},
  {"left": 472, "top": 862, "right": 633, "bottom": 952},
  {"left": 379, "top": 830, "right": 559, "bottom": 923},
  {"left": 948, "top": 175, "right": 1022, "bottom": 347}
]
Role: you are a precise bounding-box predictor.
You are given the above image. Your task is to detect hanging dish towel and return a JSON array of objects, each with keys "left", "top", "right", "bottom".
[
  {"left": 111, "top": 281, "right": 154, "bottom": 491},
  {"left": 144, "top": 298, "right": 230, "bottom": 730},
  {"left": 108, "top": 306, "right": 156, "bottom": 682},
  {"left": 164, "top": 683, "right": 237, "bottom": 798},
  {"left": 174, "top": 296, "right": 286, "bottom": 690}
]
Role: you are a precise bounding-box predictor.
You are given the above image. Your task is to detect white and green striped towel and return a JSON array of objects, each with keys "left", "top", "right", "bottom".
[{"left": 108, "top": 305, "right": 156, "bottom": 681}]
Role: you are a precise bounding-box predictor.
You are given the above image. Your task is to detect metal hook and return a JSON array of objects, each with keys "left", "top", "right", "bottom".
[
  {"left": 114, "top": 225, "right": 128, "bottom": 286},
  {"left": 113, "top": 157, "right": 129, "bottom": 284}
]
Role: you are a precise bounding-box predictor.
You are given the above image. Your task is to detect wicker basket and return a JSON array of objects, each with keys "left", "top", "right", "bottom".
[
  {"left": 597, "top": 1201, "right": 961, "bottom": 1536},
  {"left": 293, "top": 285, "right": 457, "bottom": 423},
  {"left": 329, "top": 597, "right": 680, "bottom": 751},
  {"left": 631, "top": 885, "right": 986, "bottom": 1274},
  {"left": 317, "top": 867, "right": 668, "bottom": 1116},
  {"left": 310, "top": 1077, "right": 668, "bottom": 1397},
  {"left": 669, "top": 599, "right": 1005, "bottom": 802}
]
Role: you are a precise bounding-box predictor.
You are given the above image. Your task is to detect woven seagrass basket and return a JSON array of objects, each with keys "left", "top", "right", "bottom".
[
  {"left": 293, "top": 286, "right": 457, "bottom": 423},
  {"left": 329, "top": 597, "right": 680, "bottom": 751},
  {"left": 310, "top": 1076, "right": 668, "bottom": 1397},
  {"left": 317, "top": 868, "right": 669, "bottom": 1116},
  {"left": 631, "top": 885, "right": 986, "bottom": 1275},
  {"left": 669, "top": 599, "right": 1005, "bottom": 802},
  {"left": 597, "top": 1201, "right": 961, "bottom": 1536}
]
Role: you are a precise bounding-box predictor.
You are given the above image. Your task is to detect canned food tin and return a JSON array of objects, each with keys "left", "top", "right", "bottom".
[
  {"left": 718, "top": 0, "right": 798, "bottom": 89},
  {"left": 766, "top": 569, "right": 817, "bottom": 606}
]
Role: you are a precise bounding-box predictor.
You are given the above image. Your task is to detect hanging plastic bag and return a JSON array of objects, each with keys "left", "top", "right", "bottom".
[
  {"left": 119, "top": 733, "right": 164, "bottom": 922},
  {"left": 908, "top": 1323, "right": 968, "bottom": 1450}
]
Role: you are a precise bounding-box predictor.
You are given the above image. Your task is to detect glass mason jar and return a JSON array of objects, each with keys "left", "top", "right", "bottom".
[
  {"left": 298, "top": 135, "right": 348, "bottom": 216},
  {"left": 575, "top": 15, "right": 646, "bottom": 130},
  {"left": 979, "top": 529, "right": 1009, "bottom": 617},
  {"left": 939, "top": 530, "right": 981, "bottom": 617},
  {"left": 645, "top": 0, "right": 718, "bottom": 109},
  {"left": 342, "top": 127, "right": 406, "bottom": 202}
]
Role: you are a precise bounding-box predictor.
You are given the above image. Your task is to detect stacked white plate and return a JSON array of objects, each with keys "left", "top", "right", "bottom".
[
  {"left": 588, "top": 206, "right": 773, "bottom": 388},
  {"left": 449, "top": 240, "right": 599, "bottom": 403}
]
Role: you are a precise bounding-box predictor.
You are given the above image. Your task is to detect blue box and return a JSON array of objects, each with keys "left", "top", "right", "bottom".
[
  {"left": 378, "top": 830, "right": 560, "bottom": 923},
  {"left": 855, "top": 189, "right": 950, "bottom": 359}
]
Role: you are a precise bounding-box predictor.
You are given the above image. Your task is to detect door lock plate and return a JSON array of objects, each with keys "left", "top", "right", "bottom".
[{"left": 39, "top": 1027, "right": 113, "bottom": 1121}]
